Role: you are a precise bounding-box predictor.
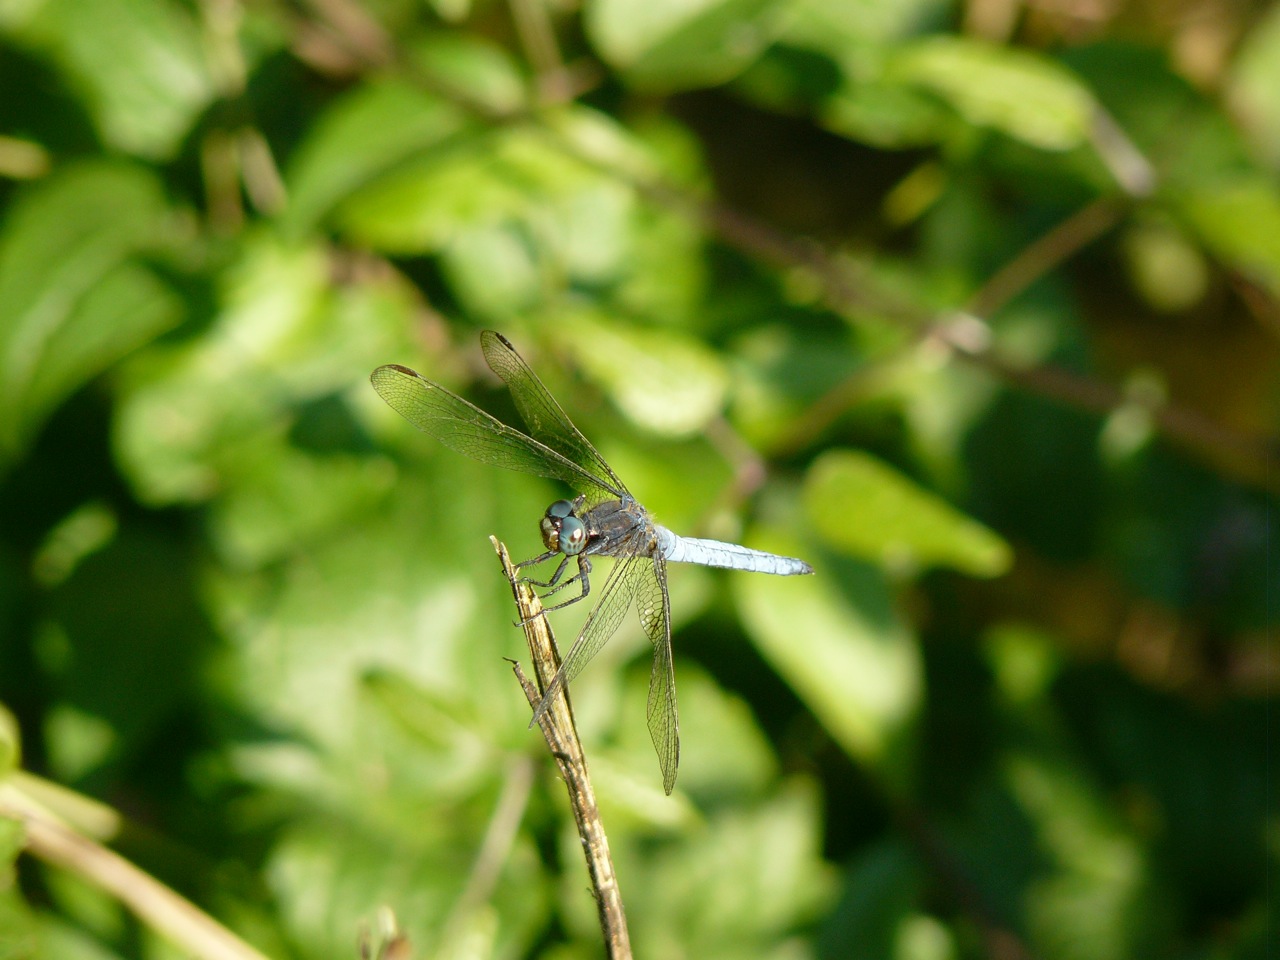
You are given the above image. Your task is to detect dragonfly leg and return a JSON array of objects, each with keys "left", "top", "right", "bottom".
[
  {"left": 536, "top": 556, "right": 591, "bottom": 612},
  {"left": 517, "top": 553, "right": 571, "bottom": 589},
  {"left": 513, "top": 547, "right": 561, "bottom": 576},
  {"left": 515, "top": 556, "right": 591, "bottom": 625}
]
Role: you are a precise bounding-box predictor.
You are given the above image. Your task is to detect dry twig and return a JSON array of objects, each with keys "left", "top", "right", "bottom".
[{"left": 491, "top": 537, "right": 632, "bottom": 960}]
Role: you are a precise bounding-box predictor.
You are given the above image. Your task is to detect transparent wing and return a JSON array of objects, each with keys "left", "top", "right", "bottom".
[
  {"left": 371, "top": 363, "right": 617, "bottom": 499},
  {"left": 636, "top": 554, "right": 679, "bottom": 795},
  {"left": 481, "top": 331, "right": 629, "bottom": 501},
  {"left": 530, "top": 553, "right": 643, "bottom": 725}
]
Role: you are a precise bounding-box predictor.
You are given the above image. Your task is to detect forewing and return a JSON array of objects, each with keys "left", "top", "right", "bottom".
[
  {"left": 637, "top": 554, "right": 679, "bottom": 795},
  {"left": 530, "top": 554, "right": 641, "bottom": 725},
  {"left": 371, "top": 364, "right": 615, "bottom": 498},
  {"left": 481, "top": 331, "right": 629, "bottom": 500}
]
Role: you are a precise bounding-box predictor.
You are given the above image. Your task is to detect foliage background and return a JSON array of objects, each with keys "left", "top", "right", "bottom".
[{"left": 0, "top": 0, "right": 1276, "bottom": 958}]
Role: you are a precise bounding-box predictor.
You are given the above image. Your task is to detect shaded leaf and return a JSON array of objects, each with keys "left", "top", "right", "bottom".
[
  {"left": 735, "top": 530, "right": 922, "bottom": 788},
  {"left": 820, "top": 840, "right": 924, "bottom": 960},
  {"left": 0, "top": 162, "right": 180, "bottom": 464}
]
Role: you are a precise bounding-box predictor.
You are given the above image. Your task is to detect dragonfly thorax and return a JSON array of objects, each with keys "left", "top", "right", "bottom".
[{"left": 540, "top": 499, "right": 588, "bottom": 556}]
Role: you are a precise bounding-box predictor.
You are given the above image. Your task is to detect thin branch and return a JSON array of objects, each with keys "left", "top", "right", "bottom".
[
  {"left": 965, "top": 198, "right": 1127, "bottom": 320},
  {"left": 491, "top": 537, "right": 632, "bottom": 960},
  {"left": 0, "top": 784, "right": 271, "bottom": 960}
]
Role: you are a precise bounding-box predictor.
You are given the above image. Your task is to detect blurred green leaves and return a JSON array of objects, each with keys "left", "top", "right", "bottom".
[
  {"left": 557, "top": 316, "right": 728, "bottom": 437},
  {"left": 1, "top": 0, "right": 1276, "bottom": 959},
  {"left": 0, "top": 0, "right": 214, "bottom": 159},
  {"left": 0, "top": 162, "right": 181, "bottom": 465},
  {"left": 891, "top": 38, "right": 1096, "bottom": 152},
  {"left": 283, "top": 80, "right": 474, "bottom": 240},
  {"left": 586, "top": 0, "right": 781, "bottom": 90}
]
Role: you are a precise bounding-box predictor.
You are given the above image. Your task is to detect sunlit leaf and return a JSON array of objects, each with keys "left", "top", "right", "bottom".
[
  {"left": 210, "top": 449, "right": 395, "bottom": 568},
  {"left": 1228, "top": 4, "right": 1280, "bottom": 167},
  {"left": 115, "top": 234, "right": 415, "bottom": 505},
  {"left": 0, "top": 704, "right": 18, "bottom": 776},
  {"left": 266, "top": 814, "right": 549, "bottom": 960},
  {"left": 804, "top": 450, "right": 1013, "bottom": 577},
  {"left": 609, "top": 664, "right": 777, "bottom": 805},
  {"left": 440, "top": 222, "right": 544, "bottom": 317},
  {"left": 556, "top": 314, "right": 729, "bottom": 437},
  {"left": 586, "top": 0, "right": 780, "bottom": 90},
  {"left": 1180, "top": 175, "right": 1280, "bottom": 299},
  {"left": 0, "top": 871, "right": 38, "bottom": 960},
  {"left": 341, "top": 108, "right": 639, "bottom": 295},
  {"left": 891, "top": 37, "right": 1095, "bottom": 150}
]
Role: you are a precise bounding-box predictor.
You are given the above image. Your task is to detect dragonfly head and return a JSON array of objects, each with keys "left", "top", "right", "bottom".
[{"left": 541, "top": 499, "right": 588, "bottom": 556}]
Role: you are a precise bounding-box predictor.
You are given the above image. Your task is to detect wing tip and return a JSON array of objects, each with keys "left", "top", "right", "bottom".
[{"left": 371, "top": 362, "right": 419, "bottom": 380}]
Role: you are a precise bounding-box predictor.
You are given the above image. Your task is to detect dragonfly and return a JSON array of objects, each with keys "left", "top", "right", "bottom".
[{"left": 370, "top": 331, "right": 813, "bottom": 794}]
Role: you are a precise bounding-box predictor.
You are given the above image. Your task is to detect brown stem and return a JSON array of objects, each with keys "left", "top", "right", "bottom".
[{"left": 492, "top": 538, "right": 632, "bottom": 960}]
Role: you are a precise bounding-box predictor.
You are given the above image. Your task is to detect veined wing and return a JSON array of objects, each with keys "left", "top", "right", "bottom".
[
  {"left": 530, "top": 551, "right": 644, "bottom": 726},
  {"left": 636, "top": 554, "right": 678, "bottom": 795},
  {"left": 531, "top": 548, "right": 681, "bottom": 794},
  {"left": 481, "top": 331, "right": 629, "bottom": 502},
  {"left": 371, "top": 363, "right": 617, "bottom": 499}
]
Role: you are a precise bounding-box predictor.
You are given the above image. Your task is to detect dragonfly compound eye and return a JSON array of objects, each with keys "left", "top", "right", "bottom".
[
  {"left": 546, "top": 499, "right": 575, "bottom": 519},
  {"left": 557, "top": 516, "right": 587, "bottom": 555}
]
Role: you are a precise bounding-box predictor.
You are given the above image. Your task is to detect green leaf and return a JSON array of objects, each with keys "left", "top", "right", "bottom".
[
  {"left": 0, "top": 882, "right": 39, "bottom": 960},
  {"left": 1179, "top": 175, "right": 1280, "bottom": 300},
  {"left": 340, "top": 108, "right": 639, "bottom": 290},
  {"left": 0, "top": 704, "right": 18, "bottom": 775},
  {"left": 439, "top": 221, "right": 544, "bottom": 317},
  {"left": 0, "top": 794, "right": 33, "bottom": 960},
  {"left": 282, "top": 80, "right": 472, "bottom": 238},
  {"left": 0, "top": 812, "right": 25, "bottom": 871},
  {"left": 891, "top": 37, "right": 1095, "bottom": 150},
  {"left": 1228, "top": 4, "right": 1280, "bottom": 168},
  {"left": 1, "top": 0, "right": 214, "bottom": 158},
  {"left": 614, "top": 781, "right": 835, "bottom": 957},
  {"left": 819, "top": 70, "right": 954, "bottom": 148},
  {"left": 116, "top": 234, "right": 416, "bottom": 505},
  {"left": 555, "top": 314, "right": 729, "bottom": 438},
  {"left": 1004, "top": 750, "right": 1157, "bottom": 960},
  {"left": 734, "top": 531, "right": 922, "bottom": 788},
  {"left": 0, "top": 161, "right": 181, "bottom": 464},
  {"left": 804, "top": 450, "right": 1012, "bottom": 577},
  {"left": 585, "top": 0, "right": 781, "bottom": 90}
]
